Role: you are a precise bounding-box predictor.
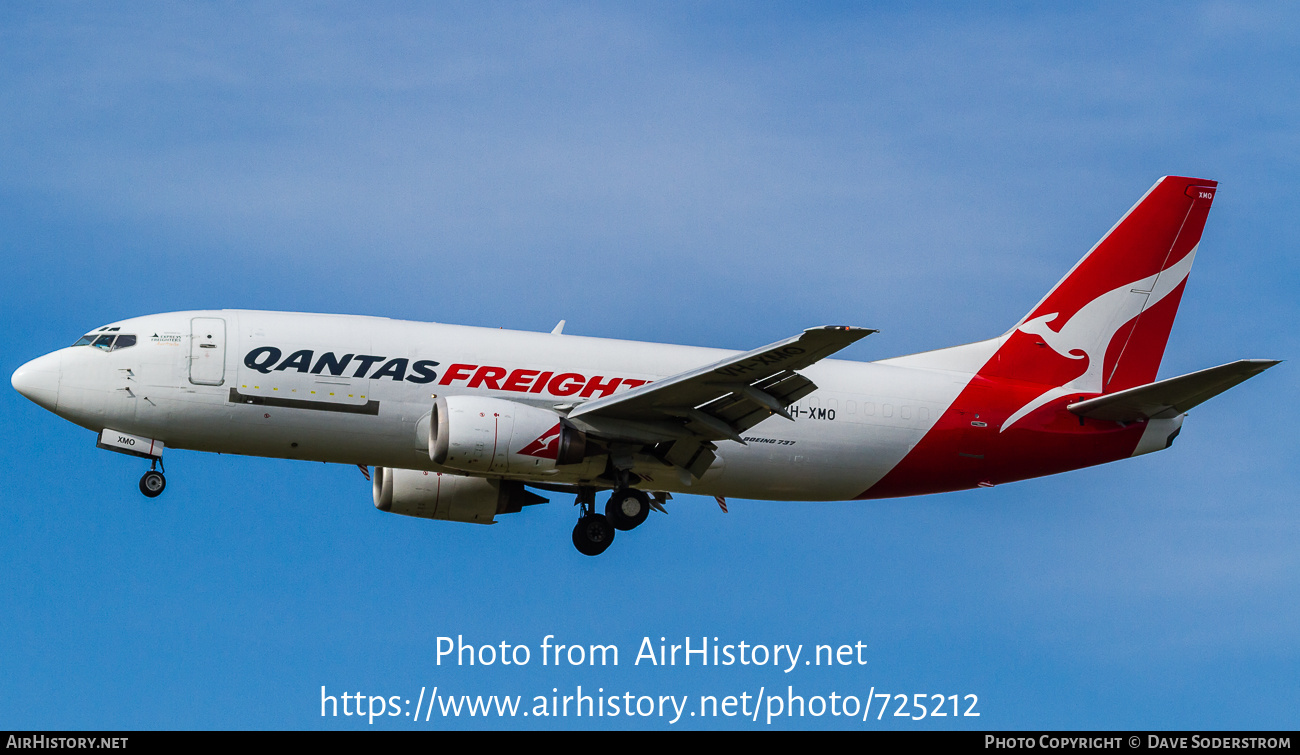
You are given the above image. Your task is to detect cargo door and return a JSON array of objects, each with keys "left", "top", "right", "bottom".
[{"left": 189, "top": 317, "right": 227, "bottom": 386}]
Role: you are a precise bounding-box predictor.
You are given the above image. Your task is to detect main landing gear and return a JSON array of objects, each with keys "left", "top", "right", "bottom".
[
  {"left": 572, "top": 511, "right": 615, "bottom": 556},
  {"left": 571, "top": 487, "right": 655, "bottom": 556},
  {"left": 606, "top": 488, "right": 650, "bottom": 531},
  {"left": 139, "top": 457, "right": 166, "bottom": 498}
]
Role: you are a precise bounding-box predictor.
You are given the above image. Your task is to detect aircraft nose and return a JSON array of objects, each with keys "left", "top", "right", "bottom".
[{"left": 12, "top": 351, "right": 62, "bottom": 411}]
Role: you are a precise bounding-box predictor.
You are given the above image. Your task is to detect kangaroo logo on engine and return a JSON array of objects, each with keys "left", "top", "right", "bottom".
[{"left": 517, "top": 423, "right": 563, "bottom": 459}]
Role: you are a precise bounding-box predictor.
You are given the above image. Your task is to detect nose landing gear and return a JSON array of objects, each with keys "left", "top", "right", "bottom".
[
  {"left": 96, "top": 429, "right": 168, "bottom": 499},
  {"left": 138, "top": 458, "right": 166, "bottom": 498}
]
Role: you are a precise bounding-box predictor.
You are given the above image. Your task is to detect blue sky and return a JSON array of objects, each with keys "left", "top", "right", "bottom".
[{"left": 1, "top": 2, "right": 1296, "bottom": 729}]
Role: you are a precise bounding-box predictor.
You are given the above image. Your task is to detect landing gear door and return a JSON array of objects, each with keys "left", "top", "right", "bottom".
[{"left": 189, "top": 317, "right": 227, "bottom": 386}]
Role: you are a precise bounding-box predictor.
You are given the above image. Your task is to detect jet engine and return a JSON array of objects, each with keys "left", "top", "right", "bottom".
[
  {"left": 372, "top": 467, "right": 546, "bottom": 524},
  {"left": 428, "top": 395, "right": 588, "bottom": 475}
]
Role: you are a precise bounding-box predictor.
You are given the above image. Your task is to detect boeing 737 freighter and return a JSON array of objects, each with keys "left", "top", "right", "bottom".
[{"left": 11, "top": 176, "right": 1278, "bottom": 554}]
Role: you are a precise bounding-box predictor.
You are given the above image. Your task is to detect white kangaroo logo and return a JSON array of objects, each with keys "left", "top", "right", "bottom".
[
  {"left": 520, "top": 423, "right": 563, "bottom": 457},
  {"left": 999, "top": 245, "right": 1198, "bottom": 432}
]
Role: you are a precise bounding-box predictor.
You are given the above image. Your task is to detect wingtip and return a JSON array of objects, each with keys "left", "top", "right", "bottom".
[
  {"left": 806, "top": 325, "right": 878, "bottom": 336},
  {"left": 1241, "top": 358, "right": 1282, "bottom": 369}
]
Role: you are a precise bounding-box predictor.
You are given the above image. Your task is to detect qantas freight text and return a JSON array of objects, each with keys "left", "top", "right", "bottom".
[
  {"left": 10, "top": 176, "right": 1278, "bottom": 555},
  {"left": 437, "top": 364, "right": 648, "bottom": 397},
  {"left": 242, "top": 347, "right": 649, "bottom": 398}
]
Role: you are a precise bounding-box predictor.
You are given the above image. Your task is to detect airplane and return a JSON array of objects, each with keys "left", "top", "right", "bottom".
[{"left": 10, "top": 176, "right": 1279, "bottom": 556}]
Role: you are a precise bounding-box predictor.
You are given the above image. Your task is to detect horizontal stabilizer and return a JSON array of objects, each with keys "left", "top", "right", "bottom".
[{"left": 1067, "top": 359, "right": 1279, "bottom": 421}]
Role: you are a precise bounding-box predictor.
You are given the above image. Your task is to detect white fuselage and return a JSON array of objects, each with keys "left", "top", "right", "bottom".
[{"left": 32, "top": 309, "right": 981, "bottom": 501}]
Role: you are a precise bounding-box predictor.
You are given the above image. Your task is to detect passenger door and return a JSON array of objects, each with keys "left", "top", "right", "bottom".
[{"left": 189, "top": 317, "right": 227, "bottom": 386}]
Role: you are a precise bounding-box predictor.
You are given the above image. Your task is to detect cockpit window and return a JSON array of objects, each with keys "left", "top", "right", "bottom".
[{"left": 73, "top": 330, "right": 137, "bottom": 350}]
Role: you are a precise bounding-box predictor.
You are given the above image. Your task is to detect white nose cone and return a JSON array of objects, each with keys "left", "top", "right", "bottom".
[{"left": 12, "top": 352, "right": 61, "bottom": 412}]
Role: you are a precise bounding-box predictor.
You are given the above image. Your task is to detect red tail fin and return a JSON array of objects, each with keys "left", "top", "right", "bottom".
[
  {"left": 863, "top": 177, "right": 1221, "bottom": 499},
  {"left": 985, "top": 176, "right": 1217, "bottom": 394}
]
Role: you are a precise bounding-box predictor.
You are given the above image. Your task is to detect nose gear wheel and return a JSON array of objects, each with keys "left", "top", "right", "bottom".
[{"left": 139, "top": 470, "right": 166, "bottom": 498}]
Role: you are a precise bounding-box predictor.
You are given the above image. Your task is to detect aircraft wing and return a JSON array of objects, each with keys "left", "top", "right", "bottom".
[
  {"left": 565, "top": 326, "right": 874, "bottom": 477},
  {"left": 1067, "top": 359, "right": 1280, "bottom": 422}
]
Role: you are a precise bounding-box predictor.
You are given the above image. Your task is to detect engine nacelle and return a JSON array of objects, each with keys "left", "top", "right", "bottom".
[
  {"left": 429, "top": 395, "right": 587, "bottom": 475},
  {"left": 372, "top": 467, "right": 546, "bottom": 524}
]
